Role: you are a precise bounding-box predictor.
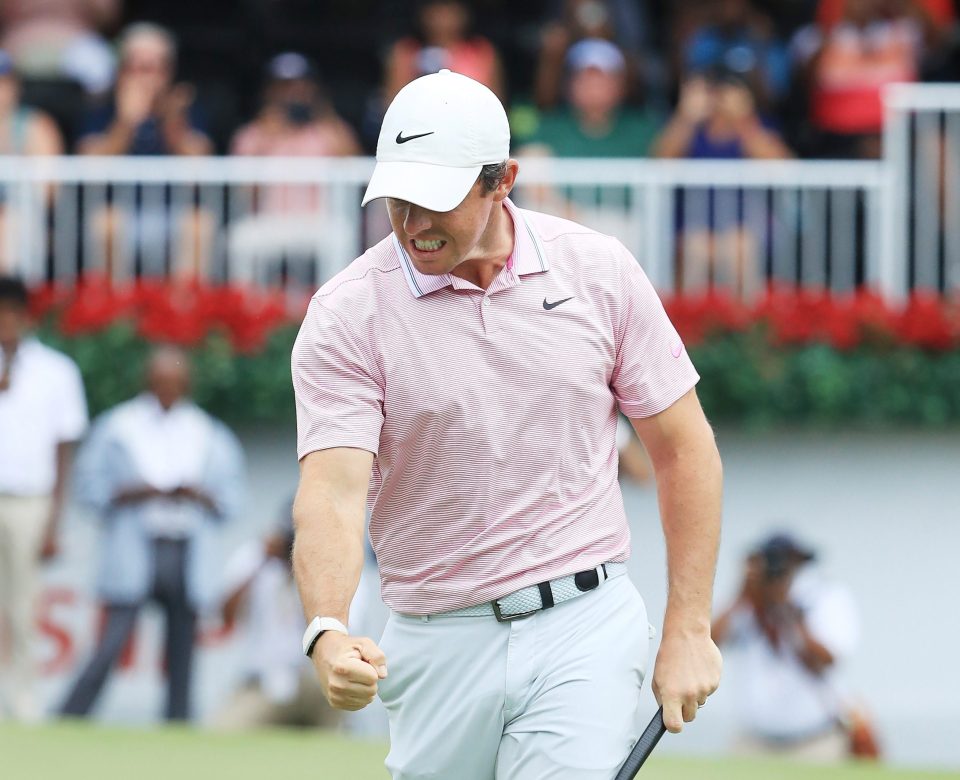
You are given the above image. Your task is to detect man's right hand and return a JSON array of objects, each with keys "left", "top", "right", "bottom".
[{"left": 313, "top": 631, "right": 388, "bottom": 711}]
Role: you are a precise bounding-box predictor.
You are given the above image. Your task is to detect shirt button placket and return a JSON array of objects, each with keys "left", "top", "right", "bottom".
[{"left": 481, "top": 295, "right": 492, "bottom": 334}]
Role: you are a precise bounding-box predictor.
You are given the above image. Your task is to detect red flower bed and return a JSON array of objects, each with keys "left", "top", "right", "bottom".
[
  {"left": 664, "top": 287, "right": 960, "bottom": 352},
  {"left": 30, "top": 277, "right": 305, "bottom": 354},
  {"left": 30, "top": 281, "right": 959, "bottom": 355}
]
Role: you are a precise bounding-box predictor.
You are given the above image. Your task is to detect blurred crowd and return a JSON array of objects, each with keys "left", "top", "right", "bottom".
[
  {"left": 0, "top": 0, "right": 958, "bottom": 170},
  {"left": 0, "top": 0, "right": 956, "bottom": 295}
]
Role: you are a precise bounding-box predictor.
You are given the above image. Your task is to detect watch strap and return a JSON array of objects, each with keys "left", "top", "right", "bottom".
[{"left": 302, "top": 616, "right": 348, "bottom": 657}]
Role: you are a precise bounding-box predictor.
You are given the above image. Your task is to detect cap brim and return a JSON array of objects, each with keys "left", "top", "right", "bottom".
[{"left": 361, "top": 161, "right": 481, "bottom": 212}]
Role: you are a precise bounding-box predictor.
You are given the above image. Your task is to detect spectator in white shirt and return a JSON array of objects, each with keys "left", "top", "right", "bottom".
[
  {"left": 60, "top": 345, "right": 243, "bottom": 722},
  {"left": 712, "top": 533, "right": 861, "bottom": 762},
  {"left": 0, "top": 275, "right": 88, "bottom": 722}
]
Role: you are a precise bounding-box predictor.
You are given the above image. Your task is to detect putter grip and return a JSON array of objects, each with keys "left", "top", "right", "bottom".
[{"left": 614, "top": 707, "right": 667, "bottom": 780}]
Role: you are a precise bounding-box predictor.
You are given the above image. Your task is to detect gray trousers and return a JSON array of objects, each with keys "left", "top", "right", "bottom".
[{"left": 61, "top": 538, "right": 196, "bottom": 721}]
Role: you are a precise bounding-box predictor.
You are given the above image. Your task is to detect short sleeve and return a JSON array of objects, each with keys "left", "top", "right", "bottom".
[
  {"left": 71, "top": 411, "right": 118, "bottom": 513},
  {"left": 56, "top": 358, "right": 89, "bottom": 442},
  {"left": 610, "top": 242, "right": 699, "bottom": 419},
  {"left": 292, "top": 298, "right": 385, "bottom": 459}
]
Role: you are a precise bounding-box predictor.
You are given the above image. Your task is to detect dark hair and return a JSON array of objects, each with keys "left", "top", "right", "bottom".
[
  {"left": 0, "top": 276, "right": 28, "bottom": 308},
  {"left": 478, "top": 161, "right": 507, "bottom": 194}
]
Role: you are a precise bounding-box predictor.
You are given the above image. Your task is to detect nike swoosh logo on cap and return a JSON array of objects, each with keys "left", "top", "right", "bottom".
[{"left": 396, "top": 131, "right": 435, "bottom": 144}]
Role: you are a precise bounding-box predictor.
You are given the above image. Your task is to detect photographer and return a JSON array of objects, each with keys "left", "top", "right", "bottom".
[
  {"left": 712, "top": 533, "right": 863, "bottom": 761},
  {"left": 212, "top": 502, "right": 340, "bottom": 731}
]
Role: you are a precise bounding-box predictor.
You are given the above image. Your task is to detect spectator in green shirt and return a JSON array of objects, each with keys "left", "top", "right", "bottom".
[
  {"left": 515, "top": 38, "right": 661, "bottom": 242},
  {"left": 518, "top": 38, "right": 661, "bottom": 158}
]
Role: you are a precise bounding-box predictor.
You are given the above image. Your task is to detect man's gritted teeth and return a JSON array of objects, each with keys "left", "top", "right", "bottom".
[{"left": 411, "top": 238, "right": 446, "bottom": 253}]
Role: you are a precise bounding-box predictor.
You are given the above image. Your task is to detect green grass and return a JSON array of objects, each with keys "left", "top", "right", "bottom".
[{"left": 0, "top": 723, "right": 954, "bottom": 780}]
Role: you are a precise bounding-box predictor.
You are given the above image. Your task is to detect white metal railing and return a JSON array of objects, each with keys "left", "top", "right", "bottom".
[
  {"left": 0, "top": 156, "right": 887, "bottom": 299},
  {"left": 0, "top": 82, "right": 957, "bottom": 300},
  {"left": 884, "top": 83, "right": 960, "bottom": 299},
  {"left": 0, "top": 156, "right": 377, "bottom": 288},
  {"left": 513, "top": 158, "right": 885, "bottom": 298}
]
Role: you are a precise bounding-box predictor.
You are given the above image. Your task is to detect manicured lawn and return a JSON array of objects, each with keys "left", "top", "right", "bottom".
[{"left": 0, "top": 723, "right": 953, "bottom": 780}]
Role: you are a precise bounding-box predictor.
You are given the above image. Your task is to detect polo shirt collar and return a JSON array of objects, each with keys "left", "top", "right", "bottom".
[{"left": 393, "top": 197, "right": 550, "bottom": 299}]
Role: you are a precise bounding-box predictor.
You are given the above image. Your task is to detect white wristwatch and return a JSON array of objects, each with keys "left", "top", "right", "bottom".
[{"left": 302, "top": 616, "right": 348, "bottom": 657}]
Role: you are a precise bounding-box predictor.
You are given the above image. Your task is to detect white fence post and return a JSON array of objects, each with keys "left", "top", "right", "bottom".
[
  {"left": 641, "top": 171, "right": 670, "bottom": 293},
  {"left": 880, "top": 84, "right": 911, "bottom": 303}
]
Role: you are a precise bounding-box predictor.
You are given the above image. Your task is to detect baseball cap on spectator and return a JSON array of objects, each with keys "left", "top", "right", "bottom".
[
  {"left": 361, "top": 69, "right": 510, "bottom": 212},
  {"left": 755, "top": 533, "right": 816, "bottom": 564},
  {"left": 566, "top": 38, "right": 625, "bottom": 75},
  {"left": 266, "top": 52, "right": 317, "bottom": 82}
]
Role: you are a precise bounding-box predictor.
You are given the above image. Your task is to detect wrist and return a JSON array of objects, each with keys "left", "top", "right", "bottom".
[
  {"left": 302, "top": 616, "right": 348, "bottom": 657},
  {"left": 663, "top": 609, "right": 712, "bottom": 639}
]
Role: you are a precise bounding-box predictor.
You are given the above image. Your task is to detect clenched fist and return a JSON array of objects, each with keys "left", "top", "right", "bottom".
[{"left": 312, "top": 631, "right": 388, "bottom": 711}]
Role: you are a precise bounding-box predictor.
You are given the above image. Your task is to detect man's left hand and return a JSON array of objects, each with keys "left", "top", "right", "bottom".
[{"left": 651, "top": 630, "right": 722, "bottom": 733}]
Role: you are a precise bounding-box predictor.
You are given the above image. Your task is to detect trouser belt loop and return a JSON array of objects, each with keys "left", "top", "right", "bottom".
[{"left": 537, "top": 581, "right": 555, "bottom": 610}]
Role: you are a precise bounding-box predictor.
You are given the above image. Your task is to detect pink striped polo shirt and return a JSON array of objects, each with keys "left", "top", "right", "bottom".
[{"left": 292, "top": 198, "right": 699, "bottom": 614}]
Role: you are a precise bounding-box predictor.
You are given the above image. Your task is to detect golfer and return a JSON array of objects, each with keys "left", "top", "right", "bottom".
[{"left": 291, "top": 69, "right": 722, "bottom": 779}]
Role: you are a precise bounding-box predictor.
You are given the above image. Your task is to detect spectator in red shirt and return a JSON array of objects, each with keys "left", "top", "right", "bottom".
[
  {"left": 816, "top": 0, "right": 954, "bottom": 29},
  {"left": 791, "top": 0, "right": 929, "bottom": 158}
]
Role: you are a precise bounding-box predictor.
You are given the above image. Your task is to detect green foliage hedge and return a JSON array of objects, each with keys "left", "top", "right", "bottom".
[
  {"left": 691, "top": 334, "right": 960, "bottom": 427},
  {"left": 38, "top": 322, "right": 960, "bottom": 428},
  {"left": 39, "top": 323, "right": 301, "bottom": 425}
]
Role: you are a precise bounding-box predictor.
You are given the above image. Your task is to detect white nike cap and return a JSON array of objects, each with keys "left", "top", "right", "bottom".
[{"left": 361, "top": 69, "right": 510, "bottom": 213}]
